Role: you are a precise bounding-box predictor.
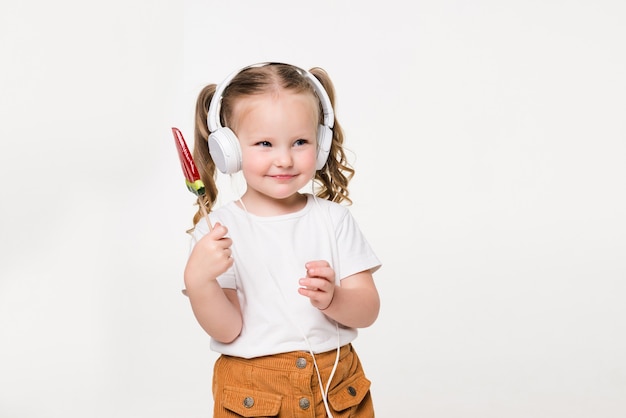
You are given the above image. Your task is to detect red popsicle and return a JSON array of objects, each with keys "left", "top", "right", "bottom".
[{"left": 171, "top": 127, "right": 212, "bottom": 231}]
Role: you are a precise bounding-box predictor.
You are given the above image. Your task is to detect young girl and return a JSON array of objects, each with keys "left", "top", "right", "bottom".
[{"left": 184, "top": 62, "right": 381, "bottom": 417}]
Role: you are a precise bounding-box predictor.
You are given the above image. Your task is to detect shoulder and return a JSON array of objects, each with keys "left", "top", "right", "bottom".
[
  {"left": 308, "top": 195, "right": 352, "bottom": 225},
  {"left": 191, "top": 201, "right": 240, "bottom": 239},
  {"left": 211, "top": 201, "right": 239, "bottom": 217},
  {"left": 309, "top": 194, "right": 344, "bottom": 211}
]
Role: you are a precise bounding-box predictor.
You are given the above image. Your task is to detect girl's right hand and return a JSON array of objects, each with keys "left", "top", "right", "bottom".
[{"left": 184, "top": 222, "right": 234, "bottom": 289}]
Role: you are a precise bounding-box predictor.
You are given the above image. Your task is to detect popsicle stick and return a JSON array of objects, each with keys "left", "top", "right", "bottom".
[{"left": 198, "top": 200, "right": 213, "bottom": 231}]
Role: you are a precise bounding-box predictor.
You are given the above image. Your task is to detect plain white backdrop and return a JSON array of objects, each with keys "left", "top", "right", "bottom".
[{"left": 1, "top": 1, "right": 625, "bottom": 417}]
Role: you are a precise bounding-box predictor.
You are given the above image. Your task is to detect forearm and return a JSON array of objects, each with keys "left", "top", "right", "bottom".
[
  {"left": 185, "top": 280, "right": 242, "bottom": 343},
  {"left": 321, "top": 285, "right": 380, "bottom": 328}
]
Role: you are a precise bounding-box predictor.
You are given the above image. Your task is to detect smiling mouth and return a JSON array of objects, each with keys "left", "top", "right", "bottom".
[{"left": 270, "top": 174, "right": 297, "bottom": 180}]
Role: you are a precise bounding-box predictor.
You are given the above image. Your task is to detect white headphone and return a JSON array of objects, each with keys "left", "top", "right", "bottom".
[{"left": 206, "top": 63, "right": 335, "bottom": 174}]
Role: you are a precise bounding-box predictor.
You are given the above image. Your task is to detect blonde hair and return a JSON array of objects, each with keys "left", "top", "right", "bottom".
[{"left": 190, "top": 63, "right": 354, "bottom": 228}]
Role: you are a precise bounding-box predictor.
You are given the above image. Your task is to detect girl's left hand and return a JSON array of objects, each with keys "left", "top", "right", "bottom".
[{"left": 298, "top": 260, "right": 335, "bottom": 311}]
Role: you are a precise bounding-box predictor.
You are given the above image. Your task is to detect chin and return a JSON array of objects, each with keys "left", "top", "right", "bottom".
[{"left": 266, "top": 188, "right": 306, "bottom": 200}]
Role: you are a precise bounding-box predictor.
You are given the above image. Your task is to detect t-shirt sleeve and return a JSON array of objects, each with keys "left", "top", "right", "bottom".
[{"left": 335, "top": 209, "right": 381, "bottom": 280}]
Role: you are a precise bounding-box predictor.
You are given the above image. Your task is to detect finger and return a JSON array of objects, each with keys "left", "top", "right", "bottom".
[
  {"left": 306, "top": 267, "right": 333, "bottom": 281},
  {"left": 218, "top": 237, "right": 233, "bottom": 250},
  {"left": 305, "top": 260, "right": 330, "bottom": 270},
  {"left": 300, "top": 277, "right": 331, "bottom": 292}
]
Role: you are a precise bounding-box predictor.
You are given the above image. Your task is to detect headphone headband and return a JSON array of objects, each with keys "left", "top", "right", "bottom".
[{"left": 207, "top": 62, "right": 334, "bottom": 133}]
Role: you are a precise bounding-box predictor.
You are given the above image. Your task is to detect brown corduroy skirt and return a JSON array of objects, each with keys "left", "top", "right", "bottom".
[{"left": 212, "top": 343, "right": 374, "bottom": 417}]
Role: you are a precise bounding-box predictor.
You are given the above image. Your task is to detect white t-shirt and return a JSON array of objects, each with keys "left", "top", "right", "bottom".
[{"left": 190, "top": 194, "right": 381, "bottom": 358}]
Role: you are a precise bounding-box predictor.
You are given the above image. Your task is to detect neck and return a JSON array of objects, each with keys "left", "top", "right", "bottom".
[{"left": 238, "top": 192, "right": 307, "bottom": 216}]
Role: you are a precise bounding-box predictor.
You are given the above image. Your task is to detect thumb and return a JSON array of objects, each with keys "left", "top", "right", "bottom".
[{"left": 209, "top": 222, "right": 227, "bottom": 237}]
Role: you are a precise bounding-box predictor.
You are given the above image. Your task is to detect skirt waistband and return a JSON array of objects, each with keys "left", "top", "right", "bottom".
[{"left": 222, "top": 343, "right": 353, "bottom": 372}]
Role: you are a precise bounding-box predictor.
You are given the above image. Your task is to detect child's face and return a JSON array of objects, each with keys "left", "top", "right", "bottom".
[{"left": 231, "top": 90, "right": 319, "bottom": 204}]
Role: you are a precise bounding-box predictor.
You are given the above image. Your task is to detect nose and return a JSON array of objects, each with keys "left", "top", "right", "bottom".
[{"left": 274, "top": 148, "right": 293, "bottom": 167}]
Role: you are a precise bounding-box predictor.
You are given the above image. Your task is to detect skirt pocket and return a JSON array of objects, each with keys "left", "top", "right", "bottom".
[
  {"left": 220, "top": 385, "right": 282, "bottom": 417},
  {"left": 328, "top": 372, "right": 372, "bottom": 416}
]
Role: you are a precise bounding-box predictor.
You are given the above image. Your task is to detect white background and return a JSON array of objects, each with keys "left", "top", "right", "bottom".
[{"left": 1, "top": 1, "right": 625, "bottom": 417}]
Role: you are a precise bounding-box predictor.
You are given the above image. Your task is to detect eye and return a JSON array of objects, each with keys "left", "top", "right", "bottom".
[
  {"left": 256, "top": 140, "right": 272, "bottom": 147},
  {"left": 294, "top": 138, "right": 309, "bottom": 147}
]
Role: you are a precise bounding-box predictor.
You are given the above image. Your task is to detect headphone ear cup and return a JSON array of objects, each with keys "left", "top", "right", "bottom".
[
  {"left": 208, "top": 127, "right": 242, "bottom": 174},
  {"left": 315, "top": 124, "right": 332, "bottom": 170}
]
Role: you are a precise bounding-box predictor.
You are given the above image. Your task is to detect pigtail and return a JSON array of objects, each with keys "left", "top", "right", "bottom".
[
  {"left": 189, "top": 84, "right": 219, "bottom": 230},
  {"left": 309, "top": 67, "right": 355, "bottom": 205}
]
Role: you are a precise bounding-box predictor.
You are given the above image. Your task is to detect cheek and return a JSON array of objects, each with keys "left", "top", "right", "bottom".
[
  {"left": 240, "top": 148, "right": 262, "bottom": 169},
  {"left": 304, "top": 148, "right": 317, "bottom": 164},
  {"left": 302, "top": 150, "right": 318, "bottom": 175},
  {"left": 241, "top": 158, "right": 262, "bottom": 176}
]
